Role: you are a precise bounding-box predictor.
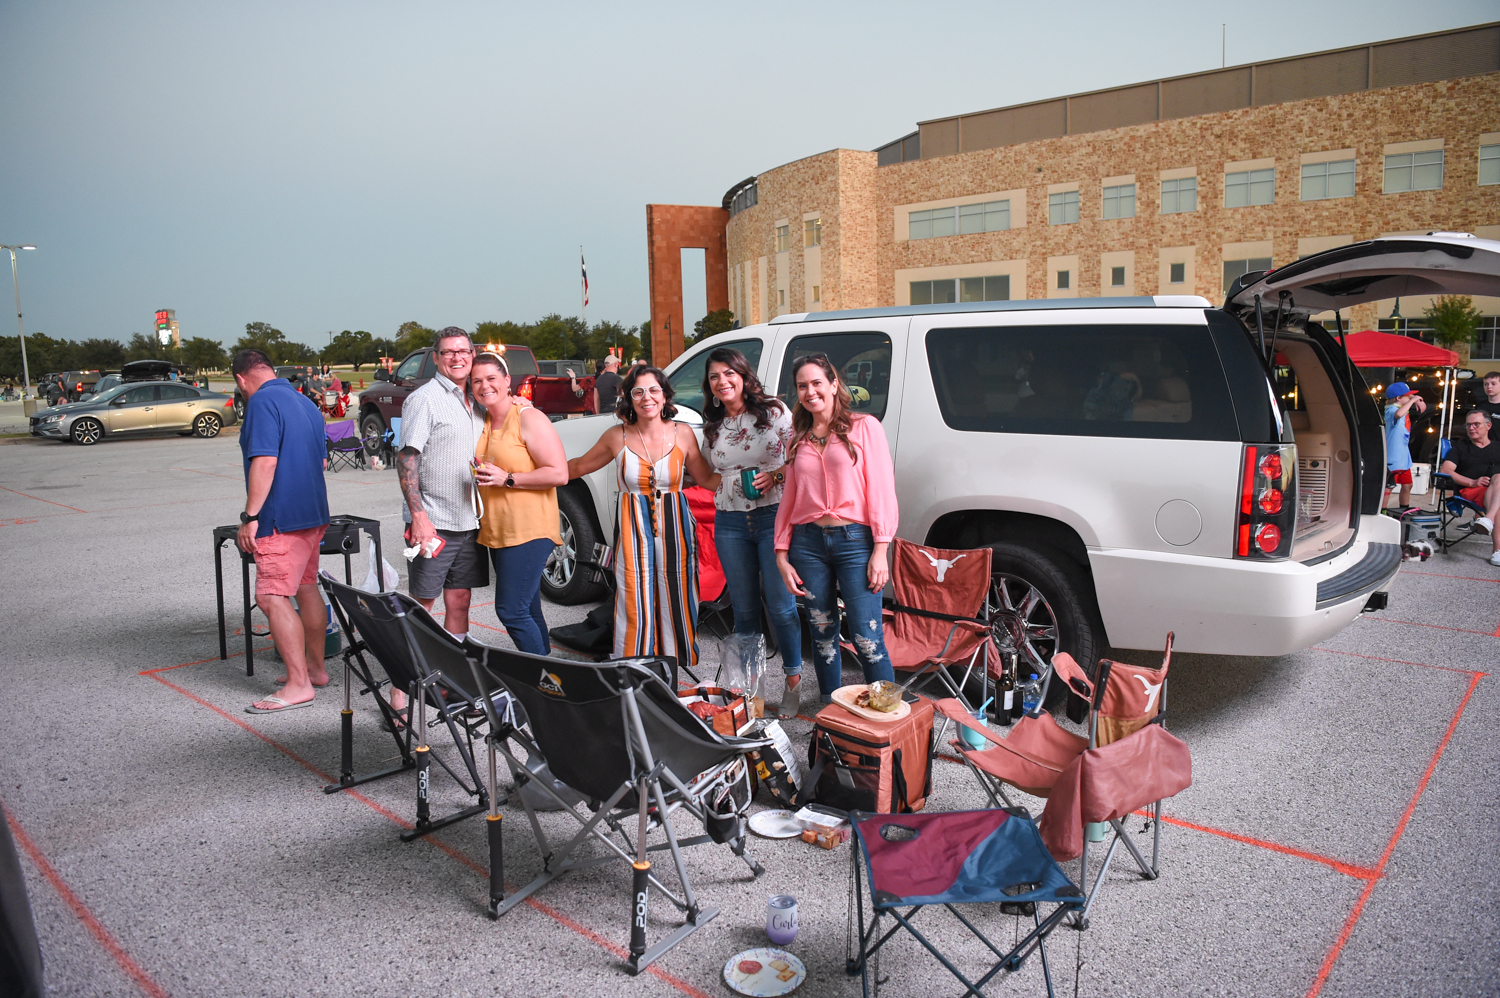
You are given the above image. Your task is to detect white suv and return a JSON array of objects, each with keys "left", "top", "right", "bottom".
[{"left": 545, "top": 235, "right": 1500, "bottom": 675}]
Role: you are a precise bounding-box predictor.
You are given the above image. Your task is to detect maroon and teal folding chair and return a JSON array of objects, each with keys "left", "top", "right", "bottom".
[{"left": 846, "top": 808, "right": 1084, "bottom": 997}]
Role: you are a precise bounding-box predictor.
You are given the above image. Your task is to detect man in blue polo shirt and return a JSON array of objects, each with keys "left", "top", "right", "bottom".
[{"left": 234, "top": 348, "right": 331, "bottom": 714}]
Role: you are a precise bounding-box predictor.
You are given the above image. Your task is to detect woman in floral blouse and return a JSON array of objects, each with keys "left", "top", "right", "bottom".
[{"left": 699, "top": 347, "right": 805, "bottom": 717}]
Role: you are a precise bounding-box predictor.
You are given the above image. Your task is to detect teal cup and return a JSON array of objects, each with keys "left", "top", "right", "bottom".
[{"left": 740, "top": 468, "right": 762, "bottom": 500}]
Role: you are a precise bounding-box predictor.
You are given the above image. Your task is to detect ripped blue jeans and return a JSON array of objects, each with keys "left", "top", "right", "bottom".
[{"left": 788, "top": 522, "right": 894, "bottom": 700}]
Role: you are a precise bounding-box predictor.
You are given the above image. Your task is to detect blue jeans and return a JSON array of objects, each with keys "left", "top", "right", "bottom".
[
  {"left": 488, "top": 537, "right": 554, "bottom": 656},
  {"left": 788, "top": 522, "right": 893, "bottom": 698},
  {"left": 714, "top": 506, "right": 803, "bottom": 676}
]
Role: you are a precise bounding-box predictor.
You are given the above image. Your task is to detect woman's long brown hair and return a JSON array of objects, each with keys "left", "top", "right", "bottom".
[
  {"left": 700, "top": 347, "right": 783, "bottom": 446},
  {"left": 788, "top": 353, "right": 858, "bottom": 463}
]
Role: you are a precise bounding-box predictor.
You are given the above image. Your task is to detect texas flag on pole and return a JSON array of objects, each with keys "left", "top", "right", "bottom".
[{"left": 580, "top": 249, "right": 589, "bottom": 308}]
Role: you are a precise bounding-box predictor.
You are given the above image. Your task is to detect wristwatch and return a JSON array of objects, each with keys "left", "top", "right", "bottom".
[
  {"left": 505, "top": 473, "right": 516, "bottom": 488},
  {"left": 772, "top": 470, "right": 785, "bottom": 485},
  {"left": 239, "top": 511, "right": 259, "bottom": 524}
]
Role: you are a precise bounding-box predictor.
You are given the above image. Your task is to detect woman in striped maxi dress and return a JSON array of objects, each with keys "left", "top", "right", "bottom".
[{"left": 566, "top": 365, "right": 720, "bottom": 671}]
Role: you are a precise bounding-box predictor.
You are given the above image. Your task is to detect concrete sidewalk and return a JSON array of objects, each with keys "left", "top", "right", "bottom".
[{"left": 1, "top": 434, "right": 1495, "bottom": 997}]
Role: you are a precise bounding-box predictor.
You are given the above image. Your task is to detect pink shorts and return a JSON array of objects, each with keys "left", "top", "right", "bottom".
[{"left": 253, "top": 525, "right": 328, "bottom": 599}]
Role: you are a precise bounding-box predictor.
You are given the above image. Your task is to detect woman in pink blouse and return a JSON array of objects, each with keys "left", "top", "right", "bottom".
[{"left": 774, "top": 354, "right": 898, "bottom": 703}]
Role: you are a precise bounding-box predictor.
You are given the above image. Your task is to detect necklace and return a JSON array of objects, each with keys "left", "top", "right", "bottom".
[{"left": 809, "top": 428, "right": 831, "bottom": 446}]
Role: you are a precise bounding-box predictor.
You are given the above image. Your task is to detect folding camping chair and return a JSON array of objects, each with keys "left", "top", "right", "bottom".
[
  {"left": 879, "top": 538, "right": 998, "bottom": 713},
  {"left": 325, "top": 419, "right": 365, "bottom": 473},
  {"left": 937, "top": 634, "right": 1190, "bottom": 927},
  {"left": 1433, "top": 438, "right": 1486, "bottom": 552},
  {"left": 464, "top": 640, "right": 771, "bottom": 974},
  {"left": 320, "top": 573, "right": 503, "bottom": 840},
  {"left": 846, "top": 808, "right": 1084, "bottom": 998}
]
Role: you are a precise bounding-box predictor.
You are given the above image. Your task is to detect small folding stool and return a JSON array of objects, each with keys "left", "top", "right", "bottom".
[{"left": 847, "top": 808, "right": 1083, "bottom": 997}]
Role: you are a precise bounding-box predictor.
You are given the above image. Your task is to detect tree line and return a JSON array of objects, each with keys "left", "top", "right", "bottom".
[{"left": 0, "top": 314, "right": 665, "bottom": 380}]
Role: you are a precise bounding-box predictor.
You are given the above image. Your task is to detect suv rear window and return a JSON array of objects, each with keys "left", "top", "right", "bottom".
[
  {"left": 925, "top": 324, "right": 1237, "bottom": 440},
  {"left": 777, "top": 333, "right": 892, "bottom": 419}
]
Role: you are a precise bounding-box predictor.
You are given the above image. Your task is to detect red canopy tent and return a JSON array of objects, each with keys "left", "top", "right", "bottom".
[{"left": 1342, "top": 329, "right": 1459, "bottom": 368}]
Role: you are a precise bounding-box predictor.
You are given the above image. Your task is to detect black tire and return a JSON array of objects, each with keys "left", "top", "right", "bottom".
[
  {"left": 541, "top": 486, "right": 608, "bottom": 605},
  {"left": 71, "top": 418, "right": 103, "bottom": 445},
  {"left": 233, "top": 395, "right": 246, "bottom": 421},
  {"left": 193, "top": 412, "right": 222, "bottom": 438},
  {"left": 360, "top": 412, "right": 387, "bottom": 455},
  {"left": 984, "top": 542, "right": 1106, "bottom": 721}
]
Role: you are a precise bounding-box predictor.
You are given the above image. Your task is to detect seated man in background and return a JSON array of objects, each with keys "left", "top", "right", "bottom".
[{"left": 1439, "top": 409, "right": 1500, "bottom": 566}]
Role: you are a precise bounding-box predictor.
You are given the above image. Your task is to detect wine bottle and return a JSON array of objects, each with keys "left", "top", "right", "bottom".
[
  {"left": 997, "top": 654, "right": 1015, "bottom": 727},
  {"left": 1008, "top": 653, "right": 1025, "bottom": 722}
]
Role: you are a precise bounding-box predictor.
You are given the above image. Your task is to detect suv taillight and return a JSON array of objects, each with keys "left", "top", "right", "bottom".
[
  {"left": 1236, "top": 443, "right": 1297, "bottom": 559},
  {"left": 518, "top": 376, "right": 534, "bottom": 401}
]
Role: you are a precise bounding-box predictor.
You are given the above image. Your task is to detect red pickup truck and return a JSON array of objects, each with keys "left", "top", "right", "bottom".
[{"left": 356, "top": 344, "right": 594, "bottom": 453}]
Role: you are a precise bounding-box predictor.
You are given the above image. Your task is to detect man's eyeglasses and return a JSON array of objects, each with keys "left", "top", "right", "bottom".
[
  {"left": 436, "top": 348, "right": 474, "bottom": 358},
  {"left": 630, "top": 386, "right": 664, "bottom": 399}
]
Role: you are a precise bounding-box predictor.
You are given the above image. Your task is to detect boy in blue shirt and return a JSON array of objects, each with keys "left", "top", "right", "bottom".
[{"left": 1384, "top": 382, "right": 1426, "bottom": 510}]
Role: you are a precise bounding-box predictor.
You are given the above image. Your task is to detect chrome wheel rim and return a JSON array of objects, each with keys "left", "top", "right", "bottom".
[
  {"left": 543, "top": 510, "right": 577, "bottom": 589},
  {"left": 361, "top": 421, "right": 383, "bottom": 454},
  {"left": 196, "top": 414, "right": 220, "bottom": 437},
  {"left": 987, "top": 572, "right": 1060, "bottom": 677},
  {"left": 74, "top": 421, "right": 101, "bottom": 444}
]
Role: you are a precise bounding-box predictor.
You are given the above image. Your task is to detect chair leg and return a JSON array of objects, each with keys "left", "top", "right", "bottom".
[{"left": 486, "top": 736, "right": 504, "bottom": 918}]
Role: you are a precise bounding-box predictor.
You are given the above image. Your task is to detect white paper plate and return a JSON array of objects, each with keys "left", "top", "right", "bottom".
[
  {"left": 747, "top": 809, "right": 802, "bottom": 839},
  {"left": 723, "top": 948, "right": 806, "bottom": 996}
]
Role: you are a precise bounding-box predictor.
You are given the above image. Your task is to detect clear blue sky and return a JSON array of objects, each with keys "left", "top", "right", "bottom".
[{"left": 1, "top": 1, "right": 1493, "bottom": 350}]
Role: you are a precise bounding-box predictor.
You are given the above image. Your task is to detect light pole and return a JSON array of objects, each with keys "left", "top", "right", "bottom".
[{"left": 3, "top": 245, "right": 37, "bottom": 395}]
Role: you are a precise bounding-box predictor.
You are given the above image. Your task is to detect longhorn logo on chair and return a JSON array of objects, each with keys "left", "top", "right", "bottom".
[
  {"left": 538, "top": 670, "right": 566, "bottom": 696},
  {"left": 918, "top": 549, "right": 967, "bottom": 583},
  {"left": 1134, "top": 674, "right": 1163, "bottom": 713}
]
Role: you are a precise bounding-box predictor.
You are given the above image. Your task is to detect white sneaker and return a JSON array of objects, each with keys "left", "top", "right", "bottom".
[
  {"left": 1491, "top": 550, "right": 1500, "bottom": 567},
  {"left": 1475, "top": 517, "right": 1494, "bottom": 536}
]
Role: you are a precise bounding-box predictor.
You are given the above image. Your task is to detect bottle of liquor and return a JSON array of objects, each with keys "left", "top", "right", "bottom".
[
  {"left": 1008, "top": 654, "right": 1026, "bottom": 722},
  {"left": 997, "top": 653, "right": 1015, "bottom": 727}
]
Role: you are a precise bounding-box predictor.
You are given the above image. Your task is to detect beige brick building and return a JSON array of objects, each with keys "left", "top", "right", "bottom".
[{"left": 712, "top": 23, "right": 1500, "bottom": 365}]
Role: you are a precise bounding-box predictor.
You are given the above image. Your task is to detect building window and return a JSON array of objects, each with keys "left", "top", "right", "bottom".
[
  {"left": 1470, "top": 317, "right": 1500, "bottom": 360},
  {"left": 1384, "top": 150, "right": 1443, "bottom": 193},
  {"left": 812, "top": 285, "right": 821, "bottom": 302},
  {"left": 1110, "top": 266, "right": 1126, "bottom": 287},
  {"left": 778, "top": 289, "right": 786, "bottom": 306},
  {"left": 959, "top": 275, "right": 1011, "bottom": 302},
  {"left": 959, "top": 200, "right": 1010, "bottom": 234},
  {"left": 1169, "top": 262, "right": 1186, "bottom": 284},
  {"left": 776, "top": 225, "right": 791, "bottom": 252},
  {"left": 1160, "top": 177, "right": 1197, "bottom": 214},
  {"left": 1048, "top": 191, "right": 1080, "bottom": 225},
  {"left": 910, "top": 280, "right": 957, "bottom": 305},
  {"left": 1301, "top": 159, "right": 1355, "bottom": 200},
  {"left": 1223, "top": 257, "right": 1273, "bottom": 293},
  {"left": 909, "top": 207, "right": 954, "bottom": 240},
  {"left": 1057, "top": 270, "right": 1071, "bottom": 290},
  {"left": 1102, "top": 184, "right": 1136, "bottom": 220},
  {"left": 804, "top": 218, "right": 821, "bottom": 247},
  {"left": 1479, "top": 145, "right": 1500, "bottom": 186},
  {"left": 1225, "top": 169, "right": 1275, "bottom": 207}
]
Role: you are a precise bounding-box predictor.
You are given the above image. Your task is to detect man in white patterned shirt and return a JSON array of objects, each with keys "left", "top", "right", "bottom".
[{"left": 392, "top": 327, "right": 486, "bottom": 712}]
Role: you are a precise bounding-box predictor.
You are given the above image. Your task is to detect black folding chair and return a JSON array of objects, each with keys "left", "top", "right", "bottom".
[
  {"left": 324, "top": 419, "right": 366, "bottom": 473},
  {"left": 846, "top": 808, "right": 1084, "bottom": 998},
  {"left": 465, "top": 639, "right": 771, "bottom": 974},
  {"left": 320, "top": 573, "right": 505, "bottom": 840}
]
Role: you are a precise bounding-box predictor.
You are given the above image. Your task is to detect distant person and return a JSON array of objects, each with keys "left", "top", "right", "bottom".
[
  {"left": 233, "top": 348, "right": 331, "bottom": 714},
  {"left": 393, "top": 327, "right": 486, "bottom": 714},
  {"left": 1474, "top": 371, "right": 1500, "bottom": 426},
  {"left": 1440, "top": 410, "right": 1500, "bottom": 565},
  {"left": 594, "top": 354, "right": 623, "bottom": 415},
  {"left": 1384, "top": 382, "right": 1426, "bottom": 510}
]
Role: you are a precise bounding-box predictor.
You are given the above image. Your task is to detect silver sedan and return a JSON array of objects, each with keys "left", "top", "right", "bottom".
[{"left": 30, "top": 382, "right": 240, "bottom": 444}]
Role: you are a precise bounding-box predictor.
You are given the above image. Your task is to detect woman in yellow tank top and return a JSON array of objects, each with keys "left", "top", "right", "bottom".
[{"left": 471, "top": 352, "right": 567, "bottom": 654}]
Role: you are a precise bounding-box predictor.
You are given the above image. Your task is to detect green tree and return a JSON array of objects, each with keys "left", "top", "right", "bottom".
[
  {"left": 474, "top": 320, "right": 529, "bottom": 353},
  {"left": 688, "top": 308, "right": 735, "bottom": 349},
  {"left": 180, "top": 337, "right": 229, "bottom": 372},
  {"left": 77, "top": 338, "right": 126, "bottom": 370},
  {"left": 583, "top": 320, "right": 642, "bottom": 366},
  {"left": 394, "top": 321, "right": 437, "bottom": 358},
  {"left": 324, "top": 329, "right": 374, "bottom": 369},
  {"left": 232, "top": 321, "right": 289, "bottom": 361},
  {"left": 636, "top": 320, "right": 654, "bottom": 365},
  {"left": 126, "top": 332, "right": 168, "bottom": 362},
  {"left": 1423, "top": 296, "right": 1483, "bottom": 354}
]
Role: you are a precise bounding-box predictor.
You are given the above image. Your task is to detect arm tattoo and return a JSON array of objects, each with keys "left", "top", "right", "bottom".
[{"left": 396, "top": 447, "right": 425, "bottom": 514}]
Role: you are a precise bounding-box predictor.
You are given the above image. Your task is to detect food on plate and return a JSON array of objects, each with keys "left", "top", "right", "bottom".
[
  {"left": 738, "top": 960, "right": 763, "bottom": 975},
  {"left": 862, "top": 681, "right": 902, "bottom": 712}
]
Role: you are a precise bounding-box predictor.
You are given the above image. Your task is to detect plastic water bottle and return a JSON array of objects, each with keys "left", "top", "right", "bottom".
[{"left": 1021, "top": 673, "right": 1043, "bottom": 715}]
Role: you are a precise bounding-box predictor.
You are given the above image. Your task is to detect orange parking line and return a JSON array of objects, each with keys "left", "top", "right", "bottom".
[
  {"left": 1312, "top": 646, "right": 1488, "bottom": 676},
  {"left": 1304, "top": 671, "right": 1483, "bottom": 998},
  {"left": 171, "top": 467, "right": 241, "bottom": 481},
  {"left": 1141, "top": 812, "right": 1377, "bottom": 880},
  {"left": 1363, "top": 616, "right": 1498, "bottom": 637},
  {"left": 4, "top": 804, "right": 171, "bottom": 998},
  {"left": 1401, "top": 570, "right": 1500, "bottom": 584},
  {"left": 140, "top": 659, "right": 714, "bottom": 997},
  {"left": 0, "top": 484, "right": 87, "bottom": 512}
]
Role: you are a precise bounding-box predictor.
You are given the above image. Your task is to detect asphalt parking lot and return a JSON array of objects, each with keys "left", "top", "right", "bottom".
[{"left": 1, "top": 432, "right": 1496, "bottom": 998}]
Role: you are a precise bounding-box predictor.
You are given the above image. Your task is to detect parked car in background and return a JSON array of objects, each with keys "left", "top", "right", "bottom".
[
  {"left": 357, "top": 342, "right": 591, "bottom": 452},
  {"left": 81, "top": 374, "right": 124, "bottom": 399},
  {"left": 547, "top": 235, "right": 1498, "bottom": 668},
  {"left": 57, "top": 371, "right": 102, "bottom": 402},
  {"left": 536, "top": 359, "right": 584, "bottom": 376},
  {"left": 120, "top": 359, "right": 175, "bottom": 383},
  {"left": 30, "top": 381, "right": 240, "bottom": 444}
]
